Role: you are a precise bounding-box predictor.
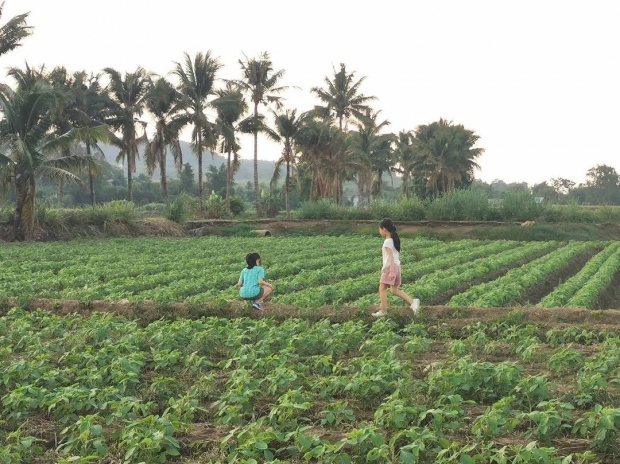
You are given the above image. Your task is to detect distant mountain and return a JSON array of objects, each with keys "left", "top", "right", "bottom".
[{"left": 99, "top": 140, "right": 279, "bottom": 182}]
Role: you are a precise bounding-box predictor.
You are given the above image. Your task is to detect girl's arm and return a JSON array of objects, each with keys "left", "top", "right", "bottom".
[
  {"left": 385, "top": 247, "right": 395, "bottom": 276},
  {"left": 259, "top": 278, "right": 273, "bottom": 289}
]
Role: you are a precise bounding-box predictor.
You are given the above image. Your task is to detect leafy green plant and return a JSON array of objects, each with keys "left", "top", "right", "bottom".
[
  {"left": 547, "top": 346, "right": 585, "bottom": 377},
  {"left": 573, "top": 405, "right": 620, "bottom": 453},
  {"left": 58, "top": 414, "right": 108, "bottom": 459},
  {"left": 521, "top": 400, "right": 574, "bottom": 445}
]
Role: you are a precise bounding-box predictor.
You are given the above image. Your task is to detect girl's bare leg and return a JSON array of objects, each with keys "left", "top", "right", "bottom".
[
  {"left": 390, "top": 286, "right": 413, "bottom": 305},
  {"left": 257, "top": 286, "right": 272, "bottom": 304},
  {"left": 379, "top": 283, "right": 389, "bottom": 311}
]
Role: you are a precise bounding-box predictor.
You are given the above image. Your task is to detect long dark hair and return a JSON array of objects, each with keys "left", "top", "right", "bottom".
[
  {"left": 379, "top": 218, "right": 401, "bottom": 252},
  {"left": 246, "top": 252, "right": 261, "bottom": 269}
]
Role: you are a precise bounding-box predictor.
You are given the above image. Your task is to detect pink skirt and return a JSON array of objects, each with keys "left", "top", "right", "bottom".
[{"left": 380, "top": 266, "right": 402, "bottom": 286}]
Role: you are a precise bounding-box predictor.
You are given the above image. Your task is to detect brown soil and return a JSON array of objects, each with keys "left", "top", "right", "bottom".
[
  {"left": 594, "top": 267, "right": 620, "bottom": 310},
  {"left": 515, "top": 247, "right": 603, "bottom": 306},
  {"left": 7, "top": 298, "right": 620, "bottom": 331},
  {"left": 426, "top": 247, "right": 559, "bottom": 306}
]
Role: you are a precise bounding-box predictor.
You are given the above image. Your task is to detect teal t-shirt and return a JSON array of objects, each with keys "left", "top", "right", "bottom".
[{"left": 239, "top": 266, "right": 265, "bottom": 299}]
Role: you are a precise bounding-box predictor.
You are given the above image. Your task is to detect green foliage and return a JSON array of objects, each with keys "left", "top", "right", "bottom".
[
  {"left": 426, "top": 356, "right": 522, "bottom": 403},
  {"left": 165, "top": 193, "right": 195, "bottom": 223},
  {"left": 205, "top": 191, "right": 226, "bottom": 219},
  {"left": 426, "top": 189, "right": 490, "bottom": 221},
  {"left": 500, "top": 190, "right": 541, "bottom": 221}
]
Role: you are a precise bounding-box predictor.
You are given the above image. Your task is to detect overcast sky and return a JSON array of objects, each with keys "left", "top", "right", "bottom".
[{"left": 4, "top": 0, "right": 620, "bottom": 186}]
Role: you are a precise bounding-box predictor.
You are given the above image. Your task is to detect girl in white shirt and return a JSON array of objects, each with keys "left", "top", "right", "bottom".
[{"left": 373, "top": 218, "right": 420, "bottom": 317}]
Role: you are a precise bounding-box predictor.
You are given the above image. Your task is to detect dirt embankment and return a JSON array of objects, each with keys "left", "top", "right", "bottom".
[
  {"left": 5, "top": 298, "right": 620, "bottom": 332},
  {"left": 3, "top": 217, "right": 620, "bottom": 241}
]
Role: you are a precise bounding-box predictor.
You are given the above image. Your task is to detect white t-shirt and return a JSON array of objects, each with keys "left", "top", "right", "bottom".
[{"left": 382, "top": 238, "right": 401, "bottom": 270}]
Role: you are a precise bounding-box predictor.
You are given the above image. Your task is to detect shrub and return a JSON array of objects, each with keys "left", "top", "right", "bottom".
[
  {"left": 229, "top": 197, "right": 245, "bottom": 217},
  {"left": 35, "top": 201, "right": 65, "bottom": 228},
  {"left": 392, "top": 197, "right": 426, "bottom": 221},
  {"left": 426, "top": 189, "right": 489, "bottom": 221},
  {"left": 205, "top": 192, "right": 226, "bottom": 219},
  {"left": 296, "top": 199, "right": 340, "bottom": 219},
  {"left": 501, "top": 191, "right": 540, "bottom": 221},
  {"left": 166, "top": 194, "right": 191, "bottom": 223}
]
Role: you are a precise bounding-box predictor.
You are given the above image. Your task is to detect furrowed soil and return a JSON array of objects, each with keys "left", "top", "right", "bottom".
[
  {"left": 425, "top": 246, "right": 567, "bottom": 306},
  {"left": 593, "top": 266, "right": 620, "bottom": 310},
  {"left": 515, "top": 247, "right": 603, "bottom": 307},
  {"left": 5, "top": 298, "right": 620, "bottom": 331}
]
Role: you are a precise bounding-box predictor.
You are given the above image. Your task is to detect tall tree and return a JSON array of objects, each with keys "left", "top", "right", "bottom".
[
  {"left": 412, "top": 119, "right": 484, "bottom": 194},
  {"left": 0, "top": 1, "right": 32, "bottom": 57},
  {"left": 271, "top": 109, "right": 306, "bottom": 218},
  {"left": 296, "top": 116, "right": 357, "bottom": 203},
  {"left": 103, "top": 67, "right": 151, "bottom": 202},
  {"left": 0, "top": 78, "right": 88, "bottom": 240},
  {"left": 212, "top": 82, "right": 247, "bottom": 214},
  {"left": 144, "top": 77, "right": 184, "bottom": 203},
  {"left": 392, "top": 130, "right": 416, "bottom": 199},
  {"left": 235, "top": 51, "right": 287, "bottom": 215},
  {"left": 47, "top": 67, "right": 78, "bottom": 205},
  {"left": 349, "top": 110, "right": 392, "bottom": 203},
  {"left": 174, "top": 51, "right": 221, "bottom": 213},
  {"left": 71, "top": 72, "right": 111, "bottom": 206},
  {"left": 311, "top": 63, "right": 376, "bottom": 131}
]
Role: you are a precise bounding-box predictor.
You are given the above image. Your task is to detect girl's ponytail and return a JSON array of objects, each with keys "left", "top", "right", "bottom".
[
  {"left": 392, "top": 231, "right": 401, "bottom": 252},
  {"left": 379, "top": 218, "right": 401, "bottom": 252}
]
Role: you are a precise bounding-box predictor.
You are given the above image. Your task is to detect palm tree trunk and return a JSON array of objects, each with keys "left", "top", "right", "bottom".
[
  {"left": 86, "top": 143, "right": 96, "bottom": 207},
  {"left": 226, "top": 148, "right": 232, "bottom": 214},
  {"left": 253, "top": 102, "right": 262, "bottom": 216},
  {"left": 10, "top": 176, "right": 26, "bottom": 242},
  {"left": 197, "top": 132, "right": 204, "bottom": 214},
  {"left": 403, "top": 171, "right": 410, "bottom": 199},
  {"left": 160, "top": 148, "right": 169, "bottom": 204},
  {"left": 127, "top": 157, "right": 133, "bottom": 202},
  {"left": 285, "top": 161, "right": 290, "bottom": 219}
]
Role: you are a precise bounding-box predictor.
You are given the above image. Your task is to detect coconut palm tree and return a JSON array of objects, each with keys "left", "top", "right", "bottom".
[
  {"left": 235, "top": 52, "right": 287, "bottom": 215},
  {"left": 296, "top": 116, "right": 357, "bottom": 203},
  {"left": 311, "top": 63, "right": 376, "bottom": 131},
  {"left": 144, "top": 77, "right": 184, "bottom": 203},
  {"left": 173, "top": 51, "right": 221, "bottom": 212},
  {"left": 71, "top": 71, "right": 112, "bottom": 206},
  {"left": 0, "top": 78, "right": 89, "bottom": 240},
  {"left": 392, "top": 130, "right": 416, "bottom": 199},
  {"left": 412, "top": 119, "right": 484, "bottom": 194},
  {"left": 0, "top": 1, "right": 32, "bottom": 57},
  {"left": 349, "top": 110, "right": 392, "bottom": 204},
  {"left": 103, "top": 67, "right": 151, "bottom": 202},
  {"left": 270, "top": 108, "right": 307, "bottom": 218},
  {"left": 211, "top": 83, "right": 247, "bottom": 214}
]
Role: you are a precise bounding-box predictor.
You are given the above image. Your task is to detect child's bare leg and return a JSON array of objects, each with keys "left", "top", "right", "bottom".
[
  {"left": 390, "top": 286, "right": 413, "bottom": 305},
  {"left": 379, "top": 283, "right": 389, "bottom": 311},
  {"left": 256, "top": 286, "right": 272, "bottom": 304}
]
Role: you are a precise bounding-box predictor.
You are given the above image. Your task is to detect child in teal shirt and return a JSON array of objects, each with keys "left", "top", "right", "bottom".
[{"left": 238, "top": 252, "right": 273, "bottom": 310}]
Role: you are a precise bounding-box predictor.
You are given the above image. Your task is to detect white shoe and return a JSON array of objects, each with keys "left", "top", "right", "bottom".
[
  {"left": 372, "top": 310, "right": 387, "bottom": 317},
  {"left": 411, "top": 299, "right": 420, "bottom": 313}
]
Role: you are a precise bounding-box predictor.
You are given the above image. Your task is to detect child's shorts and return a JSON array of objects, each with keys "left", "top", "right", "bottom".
[
  {"left": 380, "top": 266, "right": 402, "bottom": 286},
  {"left": 241, "top": 288, "right": 264, "bottom": 301}
]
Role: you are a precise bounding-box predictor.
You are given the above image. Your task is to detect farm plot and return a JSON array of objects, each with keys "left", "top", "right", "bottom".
[
  {"left": 1, "top": 308, "right": 619, "bottom": 462},
  {"left": 2, "top": 237, "right": 620, "bottom": 309}
]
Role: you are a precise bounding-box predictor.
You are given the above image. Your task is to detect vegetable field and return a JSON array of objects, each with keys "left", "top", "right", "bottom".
[
  {"left": 1, "top": 308, "right": 620, "bottom": 462},
  {"left": 2, "top": 236, "right": 620, "bottom": 309},
  {"left": 2, "top": 236, "right": 620, "bottom": 462}
]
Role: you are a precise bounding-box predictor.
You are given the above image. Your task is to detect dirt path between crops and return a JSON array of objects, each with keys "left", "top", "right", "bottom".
[{"left": 5, "top": 298, "right": 620, "bottom": 331}]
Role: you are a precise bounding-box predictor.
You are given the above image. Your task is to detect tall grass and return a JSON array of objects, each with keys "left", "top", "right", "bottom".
[
  {"left": 425, "top": 190, "right": 489, "bottom": 221},
  {"left": 500, "top": 191, "right": 541, "bottom": 221}
]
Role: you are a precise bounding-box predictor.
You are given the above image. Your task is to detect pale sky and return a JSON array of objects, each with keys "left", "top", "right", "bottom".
[{"left": 4, "top": 0, "right": 620, "bottom": 186}]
